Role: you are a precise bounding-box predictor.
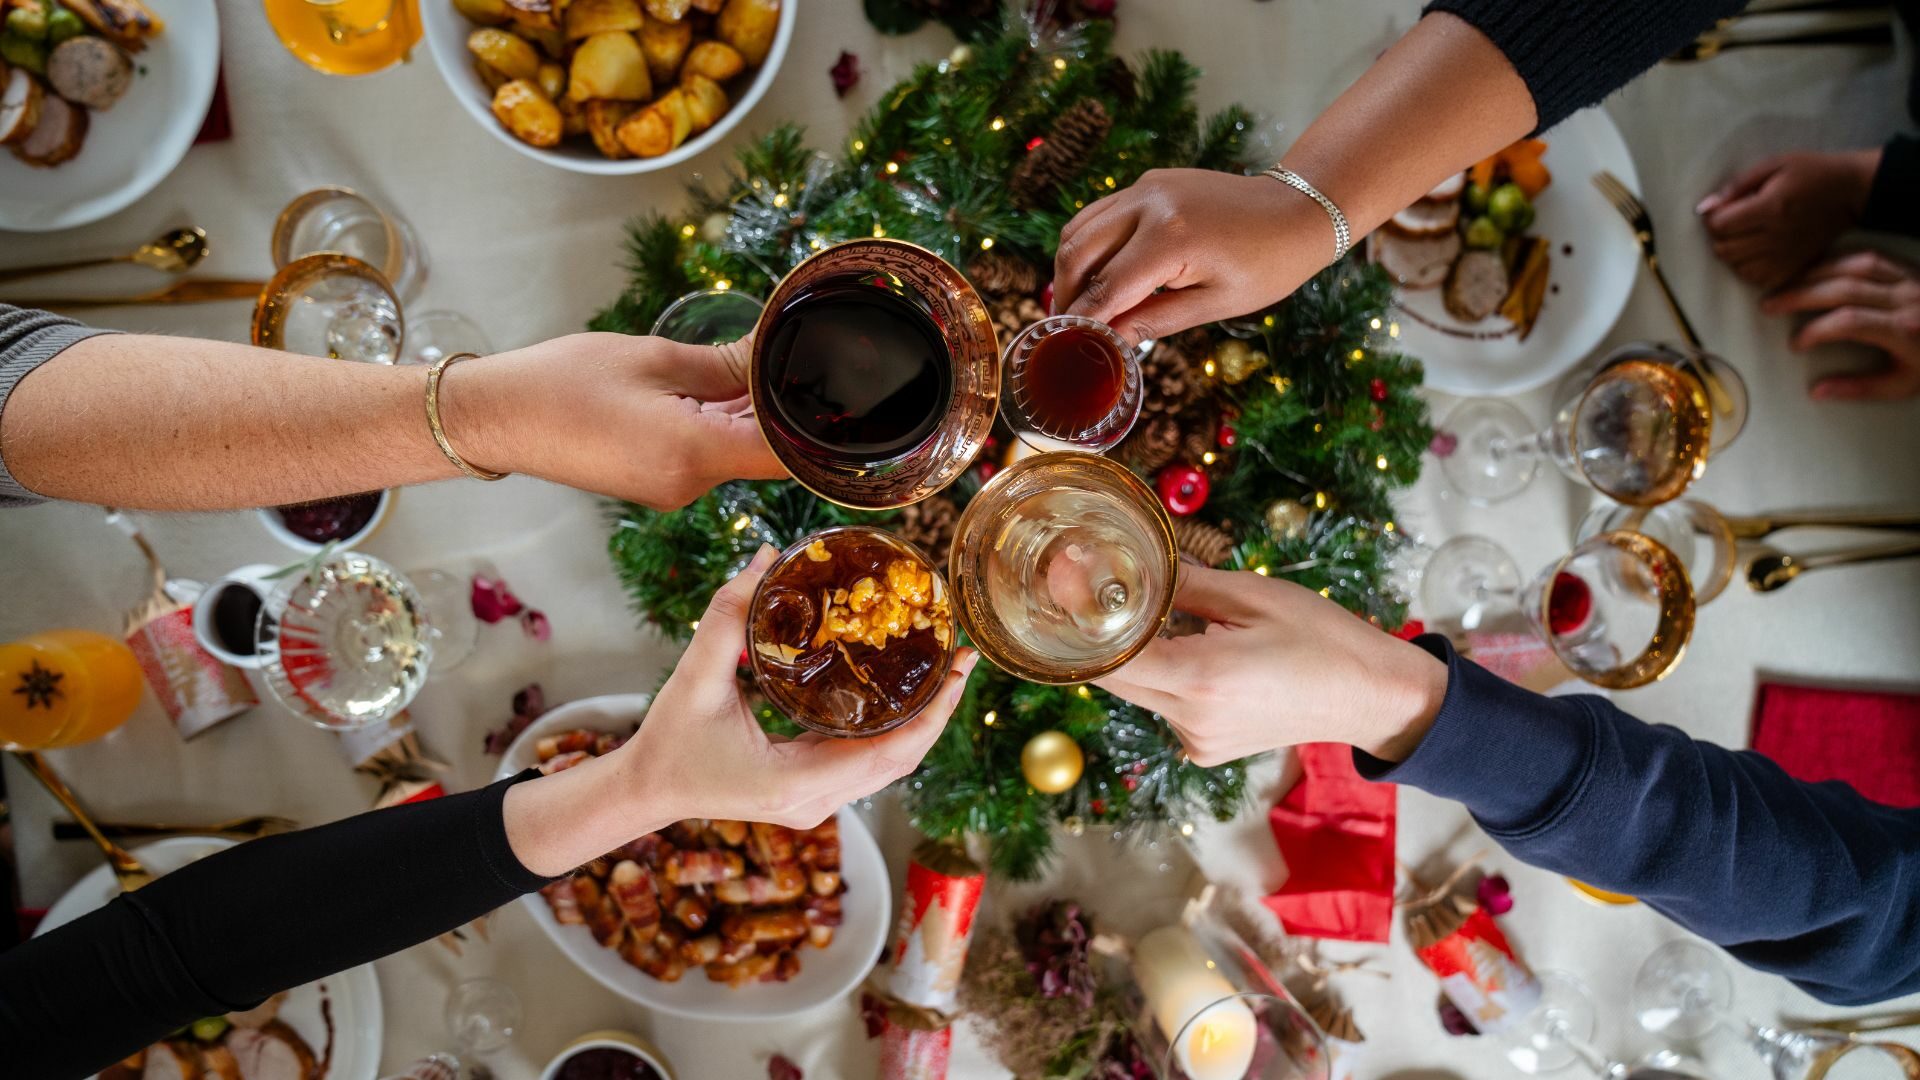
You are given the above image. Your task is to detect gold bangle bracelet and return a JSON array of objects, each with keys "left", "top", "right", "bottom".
[{"left": 424, "top": 352, "right": 507, "bottom": 482}]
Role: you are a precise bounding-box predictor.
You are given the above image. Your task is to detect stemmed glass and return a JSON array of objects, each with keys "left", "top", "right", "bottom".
[
  {"left": 1000, "top": 314, "right": 1144, "bottom": 453},
  {"left": 253, "top": 253, "right": 491, "bottom": 367},
  {"left": 1500, "top": 971, "right": 1709, "bottom": 1078},
  {"left": 1418, "top": 530, "right": 1697, "bottom": 690},
  {"left": 652, "top": 289, "right": 765, "bottom": 345},
  {"left": 1577, "top": 500, "right": 1740, "bottom": 606},
  {"left": 1633, "top": 941, "right": 1920, "bottom": 1080},
  {"left": 1437, "top": 344, "right": 1746, "bottom": 506},
  {"left": 253, "top": 550, "right": 434, "bottom": 731}
]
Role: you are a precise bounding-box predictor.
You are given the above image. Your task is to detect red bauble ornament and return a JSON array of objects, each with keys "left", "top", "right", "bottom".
[
  {"left": 1216, "top": 421, "right": 1237, "bottom": 449},
  {"left": 1091, "top": 799, "right": 1106, "bottom": 815},
  {"left": 1026, "top": 135, "right": 1046, "bottom": 152},
  {"left": 1370, "top": 377, "right": 1388, "bottom": 403},
  {"left": 976, "top": 461, "right": 998, "bottom": 481},
  {"left": 1546, "top": 572, "right": 1593, "bottom": 637},
  {"left": 1156, "top": 464, "right": 1209, "bottom": 516},
  {"left": 738, "top": 647, "right": 752, "bottom": 669},
  {"left": 1122, "top": 776, "right": 1138, "bottom": 792},
  {"left": 1040, "top": 280, "right": 1055, "bottom": 315}
]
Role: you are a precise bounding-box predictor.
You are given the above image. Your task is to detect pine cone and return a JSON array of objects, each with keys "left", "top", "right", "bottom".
[
  {"left": 897, "top": 495, "right": 960, "bottom": 565},
  {"left": 1137, "top": 339, "right": 1196, "bottom": 417},
  {"left": 1117, "top": 413, "right": 1181, "bottom": 473},
  {"left": 1171, "top": 518, "right": 1233, "bottom": 567},
  {"left": 1010, "top": 99, "right": 1113, "bottom": 209},
  {"left": 1181, "top": 404, "right": 1219, "bottom": 466},
  {"left": 968, "top": 251, "right": 1042, "bottom": 297}
]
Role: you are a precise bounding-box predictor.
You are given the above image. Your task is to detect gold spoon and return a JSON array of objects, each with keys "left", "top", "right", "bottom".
[
  {"left": 0, "top": 226, "right": 211, "bottom": 286},
  {"left": 1747, "top": 538, "right": 1920, "bottom": 593},
  {"left": 15, "top": 751, "right": 153, "bottom": 891}
]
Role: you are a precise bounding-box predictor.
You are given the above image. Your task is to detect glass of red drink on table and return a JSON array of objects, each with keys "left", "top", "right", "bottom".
[{"left": 1000, "top": 315, "right": 1143, "bottom": 453}]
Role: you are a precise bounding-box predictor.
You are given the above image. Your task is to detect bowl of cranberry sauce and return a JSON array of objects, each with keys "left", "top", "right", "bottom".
[{"left": 256, "top": 490, "right": 392, "bottom": 553}]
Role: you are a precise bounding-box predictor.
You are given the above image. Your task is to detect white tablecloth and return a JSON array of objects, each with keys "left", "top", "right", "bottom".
[{"left": 4, "top": 2, "right": 1920, "bottom": 1077}]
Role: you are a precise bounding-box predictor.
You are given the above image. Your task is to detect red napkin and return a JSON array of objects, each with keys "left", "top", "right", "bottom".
[
  {"left": 1751, "top": 681, "right": 1920, "bottom": 808},
  {"left": 1262, "top": 741, "right": 1397, "bottom": 943},
  {"left": 194, "top": 66, "right": 231, "bottom": 145}
]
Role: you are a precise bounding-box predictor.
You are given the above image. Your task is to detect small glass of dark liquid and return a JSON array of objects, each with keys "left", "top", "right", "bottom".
[
  {"left": 747, "top": 527, "right": 957, "bottom": 738},
  {"left": 1001, "top": 315, "right": 1142, "bottom": 454}
]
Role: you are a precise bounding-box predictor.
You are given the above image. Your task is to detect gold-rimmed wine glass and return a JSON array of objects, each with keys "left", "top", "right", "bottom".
[
  {"left": 1419, "top": 530, "right": 1696, "bottom": 690},
  {"left": 1577, "top": 499, "right": 1740, "bottom": 605},
  {"left": 273, "top": 187, "right": 426, "bottom": 300},
  {"left": 253, "top": 550, "right": 433, "bottom": 731},
  {"left": 1437, "top": 343, "right": 1745, "bottom": 506},
  {"left": 652, "top": 288, "right": 765, "bottom": 345},
  {"left": 950, "top": 452, "right": 1178, "bottom": 685},
  {"left": 253, "top": 253, "right": 406, "bottom": 364},
  {"left": 1000, "top": 314, "right": 1144, "bottom": 454}
]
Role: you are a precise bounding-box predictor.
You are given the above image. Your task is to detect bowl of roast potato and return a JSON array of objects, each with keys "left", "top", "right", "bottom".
[{"left": 423, "top": 0, "right": 790, "bottom": 173}]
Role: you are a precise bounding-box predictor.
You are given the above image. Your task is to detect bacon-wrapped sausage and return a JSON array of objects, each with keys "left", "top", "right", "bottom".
[
  {"left": 620, "top": 931, "right": 686, "bottom": 982},
  {"left": 710, "top": 819, "right": 749, "bottom": 846},
  {"left": 538, "top": 749, "right": 590, "bottom": 775},
  {"left": 607, "top": 832, "right": 668, "bottom": 869},
  {"left": 535, "top": 729, "right": 597, "bottom": 761},
  {"left": 797, "top": 818, "right": 840, "bottom": 870},
  {"left": 541, "top": 879, "right": 584, "bottom": 925},
  {"left": 774, "top": 949, "right": 802, "bottom": 981},
  {"left": 665, "top": 848, "right": 745, "bottom": 885},
  {"left": 670, "top": 893, "right": 711, "bottom": 931},
  {"left": 748, "top": 821, "right": 797, "bottom": 868},
  {"left": 803, "top": 893, "right": 843, "bottom": 928},
  {"left": 608, "top": 860, "right": 661, "bottom": 930},
  {"left": 593, "top": 731, "right": 626, "bottom": 756},
  {"left": 574, "top": 877, "right": 624, "bottom": 947},
  {"left": 806, "top": 923, "right": 836, "bottom": 949},
  {"left": 808, "top": 869, "right": 841, "bottom": 897},
  {"left": 713, "top": 863, "right": 806, "bottom": 905},
  {"left": 679, "top": 935, "right": 723, "bottom": 966},
  {"left": 705, "top": 951, "right": 779, "bottom": 987},
  {"left": 720, "top": 908, "right": 807, "bottom": 946},
  {"left": 667, "top": 820, "right": 709, "bottom": 846}
]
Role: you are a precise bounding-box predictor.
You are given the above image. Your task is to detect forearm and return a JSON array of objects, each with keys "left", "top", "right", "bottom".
[
  {"left": 0, "top": 332, "right": 518, "bottom": 510},
  {"left": 1363, "top": 638, "right": 1920, "bottom": 1005}
]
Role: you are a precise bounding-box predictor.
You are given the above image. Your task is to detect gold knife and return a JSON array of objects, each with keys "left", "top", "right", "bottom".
[{"left": 4, "top": 279, "right": 265, "bottom": 308}]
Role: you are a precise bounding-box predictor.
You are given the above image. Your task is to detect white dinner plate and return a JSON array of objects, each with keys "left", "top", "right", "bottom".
[
  {"left": 494, "top": 694, "right": 893, "bottom": 1021},
  {"left": 1389, "top": 106, "right": 1642, "bottom": 398},
  {"left": 36, "top": 836, "right": 384, "bottom": 1080},
  {"left": 0, "top": 0, "right": 221, "bottom": 232}
]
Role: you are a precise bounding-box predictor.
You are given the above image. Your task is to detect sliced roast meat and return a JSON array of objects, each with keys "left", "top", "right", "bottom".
[
  {"left": 142, "top": 1042, "right": 202, "bottom": 1080},
  {"left": 12, "top": 92, "right": 88, "bottom": 167},
  {"left": 1443, "top": 248, "right": 1511, "bottom": 323},
  {"left": 227, "top": 1021, "right": 317, "bottom": 1080},
  {"left": 1387, "top": 197, "right": 1461, "bottom": 237},
  {"left": 1370, "top": 228, "right": 1461, "bottom": 291},
  {"left": 1424, "top": 172, "right": 1466, "bottom": 201},
  {"left": 196, "top": 1043, "right": 243, "bottom": 1080},
  {"left": 0, "top": 67, "right": 43, "bottom": 147},
  {"left": 48, "top": 36, "right": 134, "bottom": 110}
]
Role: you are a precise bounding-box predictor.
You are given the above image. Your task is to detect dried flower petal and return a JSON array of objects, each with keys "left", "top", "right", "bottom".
[
  {"left": 859, "top": 992, "right": 887, "bottom": 1039},
  {"left": 768, "top": 1054, "right": 804, "bottom": 1080},
  {"left": 521, "top": 609, "right": 552, "bottom": 641},
  {"left": 829, "top": 51, "right": 859, "bottom": 98},
  {"left": 472, "top": 575, "right": 525, "bottom": 623},
  {"left": 512, "top": 683, "right": 546, "bottom": 719}
]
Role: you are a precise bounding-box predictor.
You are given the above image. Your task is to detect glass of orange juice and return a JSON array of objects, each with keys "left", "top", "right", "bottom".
[
  {"left": 0, "top": 630, "right": 145, "bottom": 751},
  {"left": 263, "top": 0, "right": 421, "bottom": 76}
]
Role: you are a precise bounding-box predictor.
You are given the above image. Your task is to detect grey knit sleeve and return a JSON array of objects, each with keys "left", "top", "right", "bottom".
[{"left": 0, "top": 304, "right": 119, "bottom": 507}]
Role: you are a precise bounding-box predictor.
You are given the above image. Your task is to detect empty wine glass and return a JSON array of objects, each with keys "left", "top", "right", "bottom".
[
  {"left": 1001, "top": 315, "right": 1144, "bottom": 454},
  {"left": 1418, "top": 530, "right": 1697, "bottom": 690},
  {"left": 651, "top": 288, "right": 765, "bottom": 345},
  {"left": 1502, "top": 971, "right": 1710, "bottom": 1079},
  {"left": 400, "top": 310, "right": 493, "bottom": 367},
  {"left": 253, "top": 253, "right": 406, "bottom": 365},
  {"left": 446, "top": 977, "right": 521, "bottom": 1059},
  {"left": 1437, "top": 344, "right": 1743, "bottom": 506},
  {"left": 1577, "top": 499, "right": 1739, "bottom": 606},
  {"left": 254, "top": 550, "right": 434, "bottom": 731},
  {"left": 273, "top": 186, "right": 426, "bottom": 300},
  {"left": 1633, "top": 941, "right": 1919, "bottom": 1080}
]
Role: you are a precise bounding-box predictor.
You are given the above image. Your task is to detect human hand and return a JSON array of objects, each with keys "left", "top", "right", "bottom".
[
  {"left": 451, "top": 332, "right": 785, "bottom": 509},
  {"left": 1698, "top": 149, "right": 1881, "bottom": 290},
  {"left": 1051, "top": 169, "right": 1334, "bottom": 343},
  {"left": 1093, "top": 565, "right": 1447, "bottom": 765},
  {"left": 1762, "top": 249, "right": 1920, "bottom": 401}
]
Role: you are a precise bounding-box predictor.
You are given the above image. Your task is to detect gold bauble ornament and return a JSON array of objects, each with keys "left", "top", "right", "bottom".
[
  {"left": 1266, "top": 499, "right": 1311, "bottom": 541},
  {"left": 1020, "top": 730, "right": 1085, "bottom": 794},
  {"left": 1062, "top": 815, "right": 1085, "bottom": 837},
  {"left": 700, "top": 212, "right": 731, "bottom": 244},
  {"left": 1213, "top": 339, "right": 1270, "bottom": 385}
]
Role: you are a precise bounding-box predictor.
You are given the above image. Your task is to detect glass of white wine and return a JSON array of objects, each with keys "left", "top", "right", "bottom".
[
  {"left": 253, "top": 550, "right": 434, "bottom": 731},
  {"left": 1577, "top": 499, "right": 1740, "bottom": 606},
  {"left": 253, "top": 253, "right": 406, "bottom": 365},
  {"left": 1437, "top": 344, "right": 1741, "bottom": 506}
]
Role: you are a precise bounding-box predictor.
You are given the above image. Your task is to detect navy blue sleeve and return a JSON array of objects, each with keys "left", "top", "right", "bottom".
[
  {"left": 1861, "top": 135, "right": 1920, "bottom": 238},
  {"left": 1358, "top": 636, "right": 1920, "bottom": 1006}
]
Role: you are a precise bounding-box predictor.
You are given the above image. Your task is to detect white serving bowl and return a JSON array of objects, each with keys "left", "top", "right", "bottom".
[
  {"left": 420, "top": 0, "right": 797, "bottom": 175},
  {"left": 539, "top": 1031, "right": 677, "bottom": 1080},
  {"left": 494, "top": 693, "right": 892, "bottom": 1020}
]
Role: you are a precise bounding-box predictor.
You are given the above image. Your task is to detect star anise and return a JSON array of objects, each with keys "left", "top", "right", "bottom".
[{"left": 13, "top": 660, "right": 64, "bottom": 710}]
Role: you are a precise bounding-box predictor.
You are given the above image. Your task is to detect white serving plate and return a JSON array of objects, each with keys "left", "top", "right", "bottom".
[
  {"left": 0, "top": 0, "right": 221, "bottom": 232},
  {"left": 1390, "top": 106, "right": 1642, "bottom": 398},
  {"left": 494, "top": 693, "right": 892, "bottom": 1021},
  {"left": 36, "top": 836, "right": 384, "bottom": 1080},
  {"left": 421, "top": 0, "right": 796, "bottom": 175}
]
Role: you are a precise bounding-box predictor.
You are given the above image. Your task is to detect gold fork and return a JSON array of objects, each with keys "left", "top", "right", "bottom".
[
  {"left": 16, "top": 752, "right": 153, "bottom": 892},
  {"left": 1591, "top": 171, "right": 1736, "bottom": 417}
]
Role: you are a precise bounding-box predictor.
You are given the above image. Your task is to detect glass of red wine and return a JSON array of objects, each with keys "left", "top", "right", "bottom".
[
  {"left": 1417, "top": 531, "right": 1697, "bottom": 689},
  {"left": 750, "top": 239, "right": 1000, "bottom": 510},
  {"left": 1000, "top": 315, "right": 1143, "bottom": 454}
]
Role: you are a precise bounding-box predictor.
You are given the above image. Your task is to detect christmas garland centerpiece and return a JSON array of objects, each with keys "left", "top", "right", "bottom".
[{"left": 597, "top": 14, "right": 1430, "bottom": 879}]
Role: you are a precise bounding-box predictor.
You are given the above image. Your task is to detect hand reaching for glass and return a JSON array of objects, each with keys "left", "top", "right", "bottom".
[
  {"left": 1092, "top": 564, "right": 1448, "bottom": 767},
  {"left": 1761, "top": 249, "right": 1920, "bottom": 401}
]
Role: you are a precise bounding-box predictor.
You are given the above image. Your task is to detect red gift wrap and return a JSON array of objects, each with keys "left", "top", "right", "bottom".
[
  {"left": 1413, "top": 906, "right": 1541, "bottom": 1034},
  {"left": 876, "top": 841, "right": 983, "bottom": 1080},
  {"left": 125, "top": 606, "right": 257, "bottom": 739},
  {"left": 880, "top": 1022, "right": 953, "bottom": 1080}
]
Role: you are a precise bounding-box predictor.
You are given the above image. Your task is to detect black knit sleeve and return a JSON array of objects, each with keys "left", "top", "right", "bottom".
[
  {"left": 1424, "top": 0, "right": 1748, "bottom": 132},
  {"left": 1861, "top": 135, "right": 1920, "bottom": 237},
  {"left": 0, "top": 770, "right": 553, "bottom": 1079}
]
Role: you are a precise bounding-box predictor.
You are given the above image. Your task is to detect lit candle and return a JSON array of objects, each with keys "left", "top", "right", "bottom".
[{"left": 1132, "top": 925, "right": 1258, "bottom": 1080}]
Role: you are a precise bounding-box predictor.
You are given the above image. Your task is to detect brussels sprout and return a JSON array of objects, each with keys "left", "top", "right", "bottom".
[
  {"left": 1488, "top": 183, "right": 1533, "bottom": 232},
  {"left": 1463, "top": 216, "right": 1505, "bottom": 250},
  {"left": 5, "top": 1, "right": 50, "bottom": 41},
  {"left": 1463, "top": 181, "right": 1490, "bottom": 215},
  {"left": 190, "top": 1017, "right": 231, "bottom": 1042},
  {"left": 0, "top": 32, "right": 47, "bottom": 73},
  {"left": 46, "top": 6, "right": 82, "bottom": 43}
]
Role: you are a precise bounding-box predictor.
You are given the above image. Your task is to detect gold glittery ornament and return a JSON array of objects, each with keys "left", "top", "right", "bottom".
[
  {"left": 1266, "top": 500, "right": 1311, "bottom": 541},
  {"left": 1062, "top": 815, "right": 1085, "bottom": 836},
  {"left": 1020, "top": 730, "right": 1084, "bottom": 794},
  {"left": 700, "top": 212, "right": 731, "bottom": 244},
  {"left": 1212, "top": 339, "right": 1270, "bottom": 385}
]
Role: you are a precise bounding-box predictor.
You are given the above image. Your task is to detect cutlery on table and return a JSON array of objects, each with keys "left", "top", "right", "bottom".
[
  {"left": 1673, "top": 23, "right": 1895, "bottom": 61},
  {"left": 0, "top": 226, "right": 210, "bottom": 286},
  {"left": 1747, "top": 538, "right": 1920, "bottom": 593},
  {"left": 8, "top": 279, "right": 267, "bottom": 309},
  {"left": 1722, "top": 509, "right": 1920, "bottom": 541},
  {"left": 1590, "top": 171, "right": 1737, "bottom": 418},
  {"left": 1794, "top": 1009, "right": 1920, "bottom": 1035},
  {"left": 52, "top": 814, "right": 299, "bottom": 842},
  {"left": 14, "top": 751, "right": 153, "bottom": 892}
]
